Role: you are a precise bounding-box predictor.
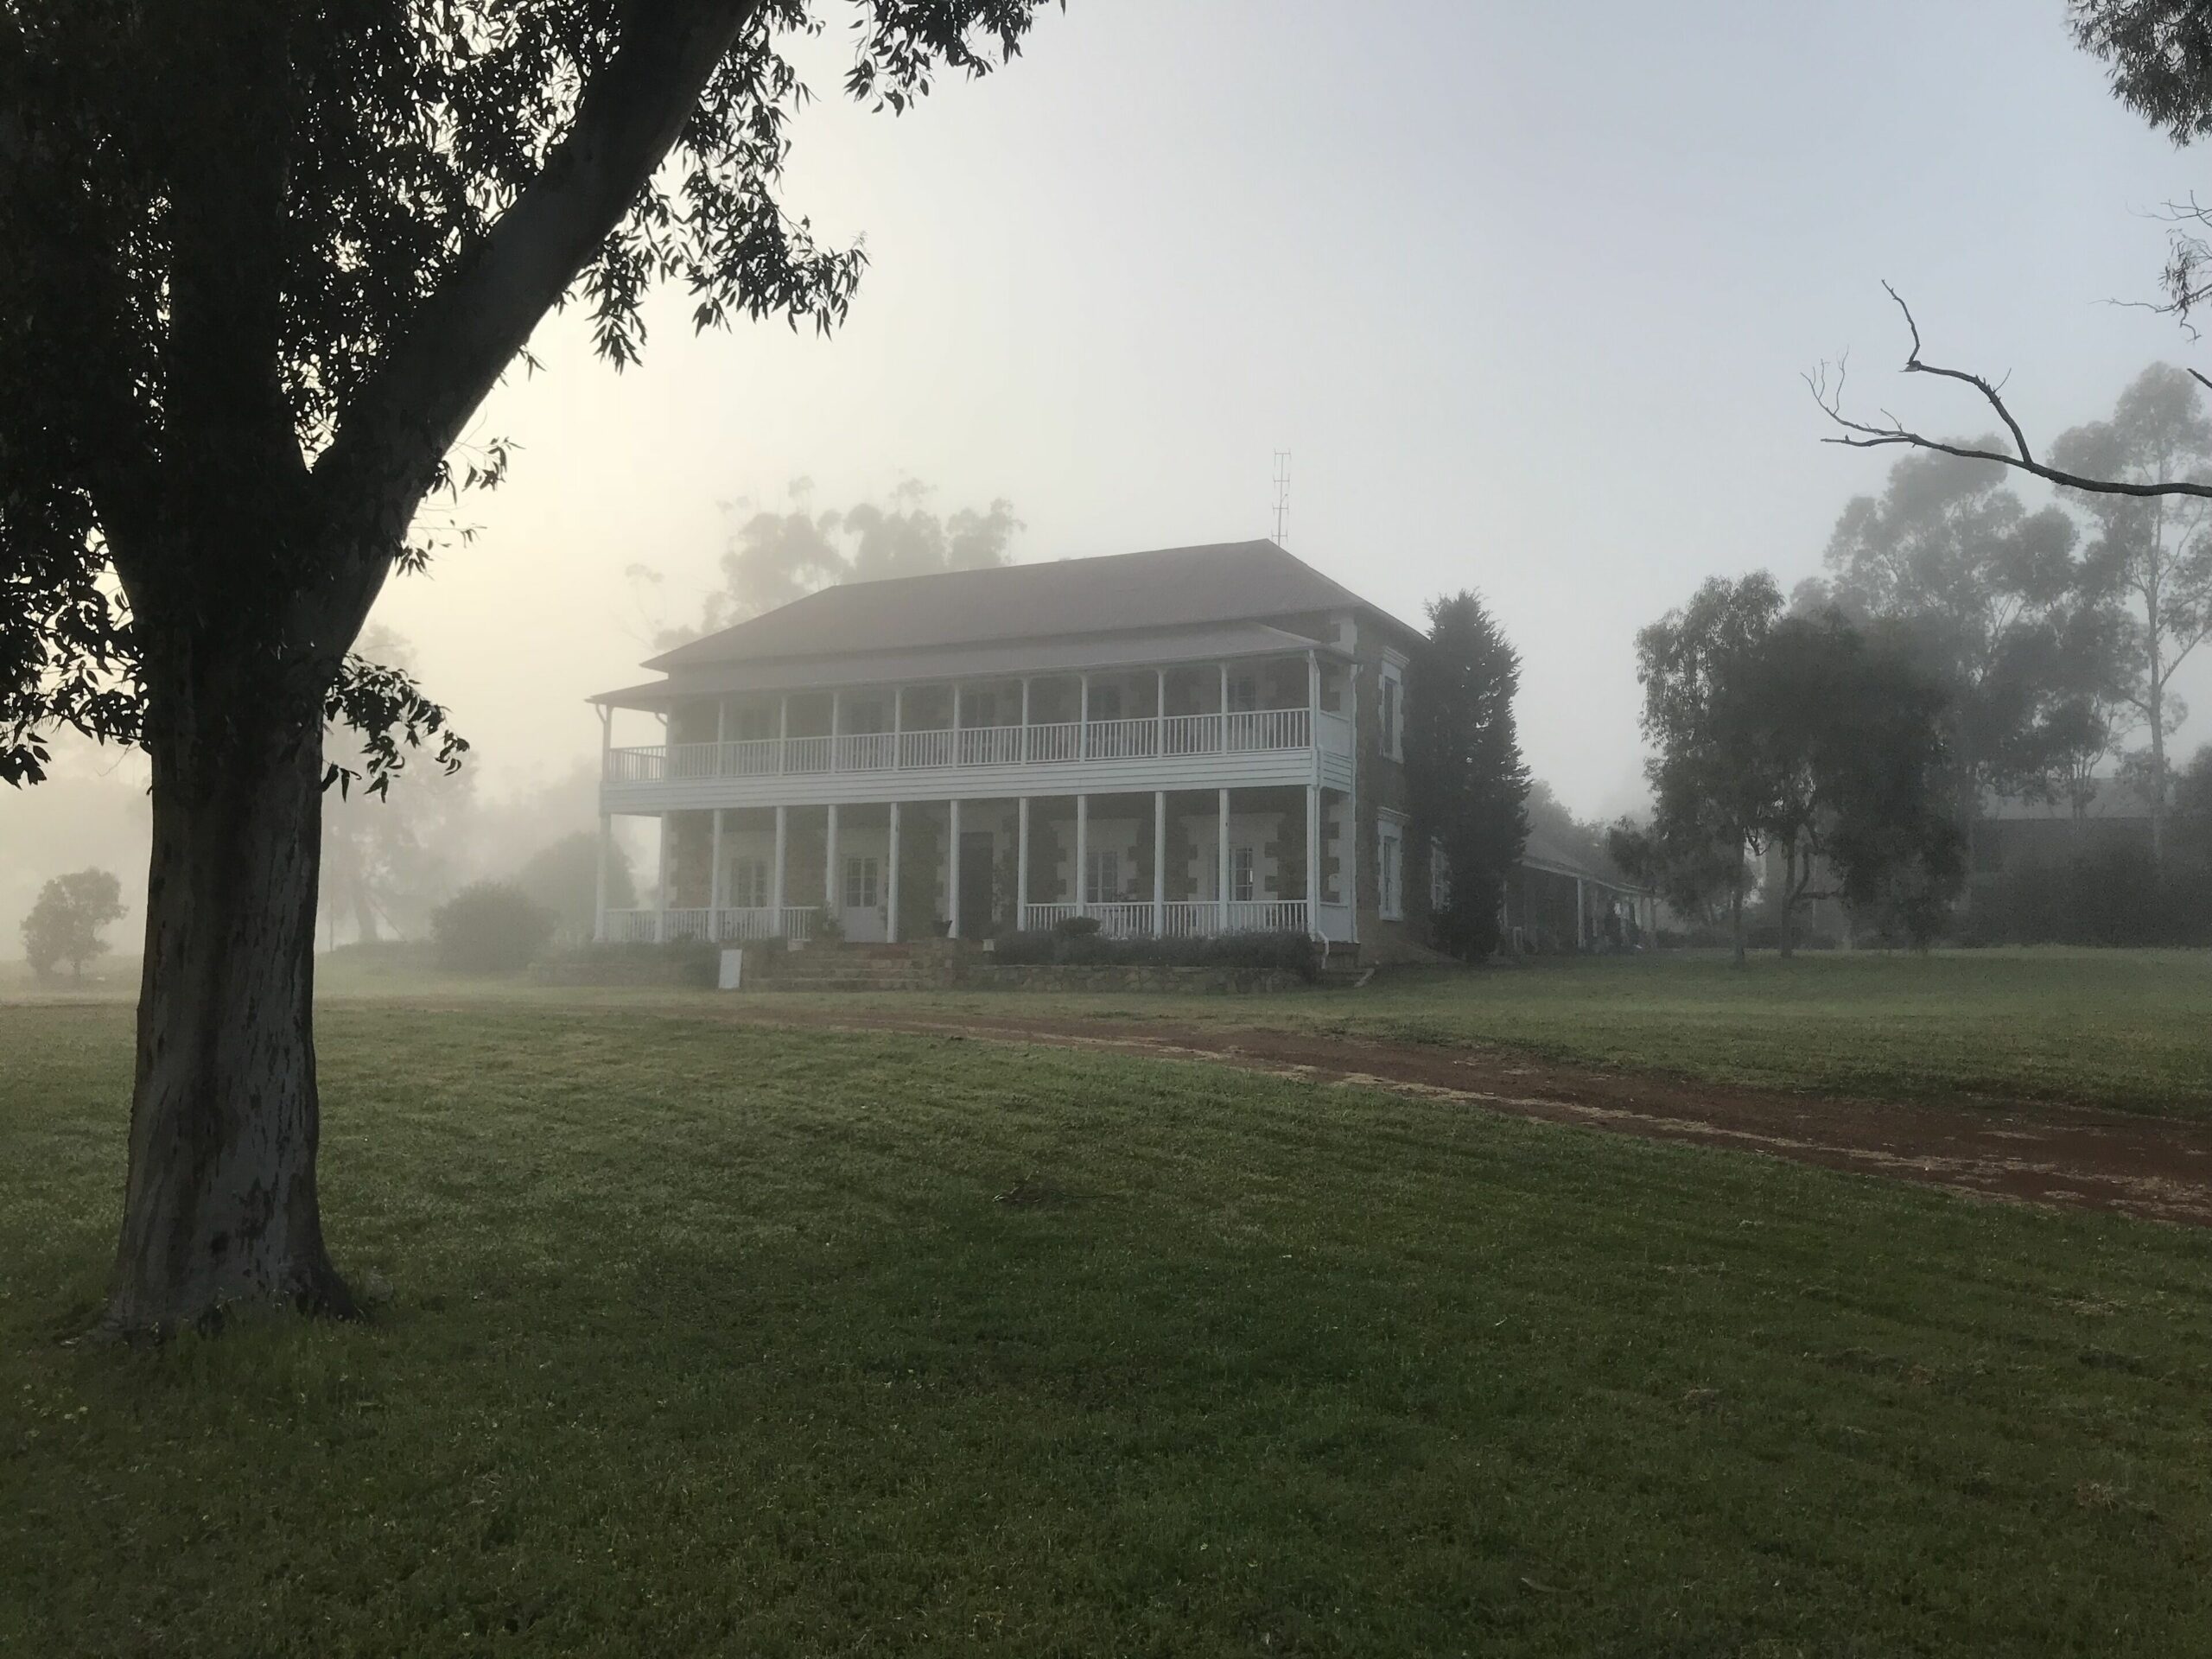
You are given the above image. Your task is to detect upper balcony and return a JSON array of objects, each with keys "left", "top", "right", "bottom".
[{"left": 598, "top": 652, "right": 1360, "bottom": 812}]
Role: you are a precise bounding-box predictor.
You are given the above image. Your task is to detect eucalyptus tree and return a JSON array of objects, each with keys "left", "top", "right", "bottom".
[
  {"left": 2051, "top": 364, "right": 2212, "bottom": 863},
  {"left": 1, "top": 1, "right": 1058, "bottom": 1336}
]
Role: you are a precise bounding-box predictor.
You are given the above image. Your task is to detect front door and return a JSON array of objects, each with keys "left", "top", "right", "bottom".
[{"left": 958, "top": 831, "right": 996, "bottom": 938}]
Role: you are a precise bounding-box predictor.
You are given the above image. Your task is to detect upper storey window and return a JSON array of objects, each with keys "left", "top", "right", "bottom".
[{"left": 1378, "top": 661, "right": 1405, "bottom": 761}]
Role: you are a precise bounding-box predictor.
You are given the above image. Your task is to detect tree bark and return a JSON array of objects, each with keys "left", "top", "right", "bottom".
[
  {"left": 105, "top": 668, "right": 351, "bottom": 1336},
  {"left": 1730, "top": 879, "right": 1746, "bottom": 968},
  {"left": 1778, "top": 837, "right": 1798, "bottom": 960}
]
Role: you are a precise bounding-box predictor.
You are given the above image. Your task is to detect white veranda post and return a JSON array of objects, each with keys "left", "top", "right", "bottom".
[
  {"left": 1017, "top": 797, "right": 1031, "bottom": 931},
  {"left": 1075, "top": 793, "right": 1089, "bottom": 915},
  {"left": 949, "top": 798, "right": 963, "bottom": 938},
  {"left": 772, "top": 805, "right": 787, "bottom": 917},
  {"left": 1217, "top": 787, "right": 1230, "bottom": 933},
  {"left": 1306, "top": 785, "right": 1320, "bottom": 926},
  {"left": 1153, "top": 790, "right": 1166, "bottom": 938},
  {"left": 887, "top": 801, "right": 902, "bottom": 944},
  {"left": 825, "top": 804, "right": 840, "bottom": 918},
  {"left": 654, "top": 811, "right": 670, "bottom": 944}
]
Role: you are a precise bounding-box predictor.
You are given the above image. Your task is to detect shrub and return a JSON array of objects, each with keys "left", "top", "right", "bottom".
[
  {"left": 431, "top": 881, "right": 556, "bottom": 973},
  {"left": 1961, "top": 849, "right": 2212, "bottom": 948},
  {"left": 989, "top": 928, "right": 1320, "bottom": 980}
]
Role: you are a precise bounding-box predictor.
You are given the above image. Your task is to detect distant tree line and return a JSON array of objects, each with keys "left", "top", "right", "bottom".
[{"left": 1624, "top": 365, "right": 2212, "bottom": 955}]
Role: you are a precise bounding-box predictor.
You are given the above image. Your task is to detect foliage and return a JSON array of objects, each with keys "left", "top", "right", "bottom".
[
  {"left": 2050, "top": 363, "right": 2212, "bottom": 859},
  {"left": 514, "top": 830, "right": 637, "bottom": 946},
  {"left": 429, "top": 881, "right": 555, "bottom": 975},
  {"left": 18, "top": 868, "right": 124, "bottom": 981},
  {"left": 646, "top": 479, "right": 1021, "bottom": 645},
  {"left": 990, "top": 928, "right": 1320, "bottom": 979},
  {"left": 1633, "top": 573, "right": 1783, "bottom": 960},
  {"left": 1812, "top": 449, "right": 2109, "bottom": 831},
  {"left": 1606, "top": 816, "right": 1740, "bottom": 926},
  {"left": 1405, "top": 591, "right": 1529, "bottom": 959},
  {"left": 1961, "top": 848, "right": 2212, "bottom": 948}
]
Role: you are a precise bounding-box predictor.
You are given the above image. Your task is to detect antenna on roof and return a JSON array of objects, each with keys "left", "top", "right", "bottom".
[{"left": 1271, "top": 450, "right": 1291, "bottom": 545}]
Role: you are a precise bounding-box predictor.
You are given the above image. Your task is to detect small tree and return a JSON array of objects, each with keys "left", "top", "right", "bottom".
[
  {"left": 1405, "top": 591, "right": 1529, "bottom": 959},
  {"left": 21, "top": 868, "right": 126, "bottom": 981},
  {"left": 431, "top": 882, "right": 555, "bottom": 975},
  {"left": 515, "top": 830, "right": 637, "bottom": 945}
]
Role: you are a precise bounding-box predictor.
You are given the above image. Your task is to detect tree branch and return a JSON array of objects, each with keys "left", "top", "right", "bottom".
[
  {"left": 308, "top": 0, "right": 766, "bottom": 630},
  {"left": 1808, "top": 284, "right": 2212, "bottom": 500}
]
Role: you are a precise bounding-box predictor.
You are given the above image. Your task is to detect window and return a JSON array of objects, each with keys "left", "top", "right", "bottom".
[
  {"left": 1378, "top": 662, "right": 1405, "bottom": 761},
  {"left": 1230, "top": 846, "right": 1256, "bottom": 903},
  {"left": 730, "top": 858, "right": 769, "bottom": 909},
  {"left": 1085, "top": 847, "right": 1122, "bottom": 903},
  {"left": 1089, "top": 683, "right": 1124, "bottom": 722},
  {"left": 842, "top": 855, "right": 880, "bottom": 911},
  {"left": 1378, "top": 822, "right": 1404, "bottom": 919}
]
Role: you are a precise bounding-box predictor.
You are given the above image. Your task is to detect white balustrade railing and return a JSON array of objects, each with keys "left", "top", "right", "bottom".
[
  {"left": 959, "top": 725, "right": 1025, "bottom": 766},
  {"left": 1159, "top": 901, "right": 1217, "bottom": 938},
  {"left": 1226, "top": 708, "right": 1309, "bottom": 751},
  {"left": 899, "top": 728, "right": 955, "bottom": 769},
  {"left": 1083, "top": 717, "right": 1158, "bottom": 760},
  {"left": 1224, "top": 899, "right": 1308, "bottom": 932},
  {"left": 1022, "top": 903, "right": 1079, "bottom": 930},
  {"left": 600, "top": 906, "right": 817, "bottom": 944},
  {"left": 1024, "top": 721, "right": 1081, "bottom": 763},
  {"left": 608, "top": 706, "right": 1331, "bottom": 783}
]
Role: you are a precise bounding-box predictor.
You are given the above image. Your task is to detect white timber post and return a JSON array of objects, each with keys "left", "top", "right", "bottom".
[
  {"left": 777, "top": 695, "right": 789, "bottom": 773},
  {"left": 1306, "top": 784, "right": 1321, "bottom": 935},
  {"left": 1217, "top": 786, "right": 1231, "bottom": 934},
  {"left": 1078, "top": 673, "right": 1090, "bottom": 760},
  {"left": 1153, "top": 790, "right": 1166, "bottom": 937},
  {"left": 1575, "top": 876, "right": 1587, "bottom": 950},
  {"left": 1020, "top": 677, "right": 1032, "bottom": 763},
  {"left": 1218, "top": 662, "right": 1230, "bottom": 749},
  {"left": 772, "top": 805, "right": 788, "bottom": 926},
  {"left": 1156, "top": 666, "right": 1167, "bottom": 757},
  {"left": 948, "top": 797, "right": 963, "bottom": 938},
  {"left": 893, "top": 686, "right": 904, "bottom": 770},
  {"left": 655, "top": 811, "right": 670, "bottom": 943},
  {"left": 825, "top": 804, "right": 840, "bottom": 921},
  {"left": 887, "top": 801, "right": 902, "bottom": 944},
  {"left": 715, "top": 696, "right": 727, "bottom": 773},
  {"left": 830, "top": 690, "right": 842, "bottom": 772},
  {"left": 709, "top": 807, "right": 725, "bottom": 939},
  {"left": 1308, "top": 649, "right": 1320, "bottom": 745},
  {"left": 1075, "top": 792, "right": 1089, "bottom": 916},
  {"left": 594, "top": 813, "right": 611, "bottom": 942},
  {"left": 1017, "top": 796, "right": 1031, "bottom": 931}
]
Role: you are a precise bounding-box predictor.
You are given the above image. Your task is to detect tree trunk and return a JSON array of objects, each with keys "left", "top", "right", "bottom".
[
  {"left": 105, "top": 675, "right": 352, "bottom": 1337},
  {"left": 1730, "top": 879, "right": 1746, "bottom": 968},
  {"left": 2147, "top": 661, "right": 2167, "bottom": 870},
  {"left": 1778, "top": 838, "right": 1797, "bottom": 961}
]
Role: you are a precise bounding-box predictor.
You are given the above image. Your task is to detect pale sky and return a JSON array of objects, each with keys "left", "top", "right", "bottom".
[
  {"left": 11, "top": 0, "right": 2212, "bottom": 928},
  {"left": 380, "top": 0, "right": 2212, "bottom": 819}
]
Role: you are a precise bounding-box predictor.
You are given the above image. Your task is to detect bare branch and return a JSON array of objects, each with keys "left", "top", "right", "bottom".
[{"left": 1808, "top": 286, "right": 2212, "bottom": 500}]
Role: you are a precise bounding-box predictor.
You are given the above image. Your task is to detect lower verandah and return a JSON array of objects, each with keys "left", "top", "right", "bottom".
[{"left": 601, "top": 787, "right": 1357, "bottom": 944}]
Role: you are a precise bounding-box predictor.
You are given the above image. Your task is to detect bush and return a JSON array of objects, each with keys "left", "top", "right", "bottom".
[
  {"left": 989, "top": 928, "right": 1320, "bottom": 980},
  {"left": 1960, "top": 849, "right": 2212, "bottom": 948},
  {"left": 430, "top": 881, "right": 556, "bottom": 973}
]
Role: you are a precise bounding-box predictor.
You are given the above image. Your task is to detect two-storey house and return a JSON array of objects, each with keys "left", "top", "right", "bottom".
[{"left": 589, "top": 539, "right": 1446, "bottom": 957}]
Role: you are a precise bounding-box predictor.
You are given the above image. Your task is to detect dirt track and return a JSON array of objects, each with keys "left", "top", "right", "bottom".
[{"left": 731, "top": 1004, "right": 2212, "bottom": 1229}]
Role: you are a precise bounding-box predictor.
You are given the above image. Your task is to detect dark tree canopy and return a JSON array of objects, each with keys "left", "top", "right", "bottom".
[
  {"left": 1405, "top": 591, "right": 1529, "bottom": 959},
  {"left": 0, "top": 1, "right": 1059, "bottom": 1335}
]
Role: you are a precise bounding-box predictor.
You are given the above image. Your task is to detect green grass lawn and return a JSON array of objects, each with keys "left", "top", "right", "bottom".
[
  {"left": 6, "top": 998, "right": 2212, "bottom": 1656},
  {"left": 752, "top": 947, "right": 2212, "bottom": 1116}
]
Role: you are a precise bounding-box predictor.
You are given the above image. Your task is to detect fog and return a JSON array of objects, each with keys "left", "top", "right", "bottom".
[{"left": 8, "top": 0, "right": 2209, "bottom": 937}]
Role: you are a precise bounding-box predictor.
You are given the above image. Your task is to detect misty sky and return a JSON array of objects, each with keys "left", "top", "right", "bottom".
[{"left": 11, "top": 0, "right": 2212, "bottom": 925}]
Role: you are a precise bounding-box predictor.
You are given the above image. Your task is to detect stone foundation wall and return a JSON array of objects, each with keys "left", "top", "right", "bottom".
[{"left": 958, "top": 963, "right": 1310, "bottom": 995}]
